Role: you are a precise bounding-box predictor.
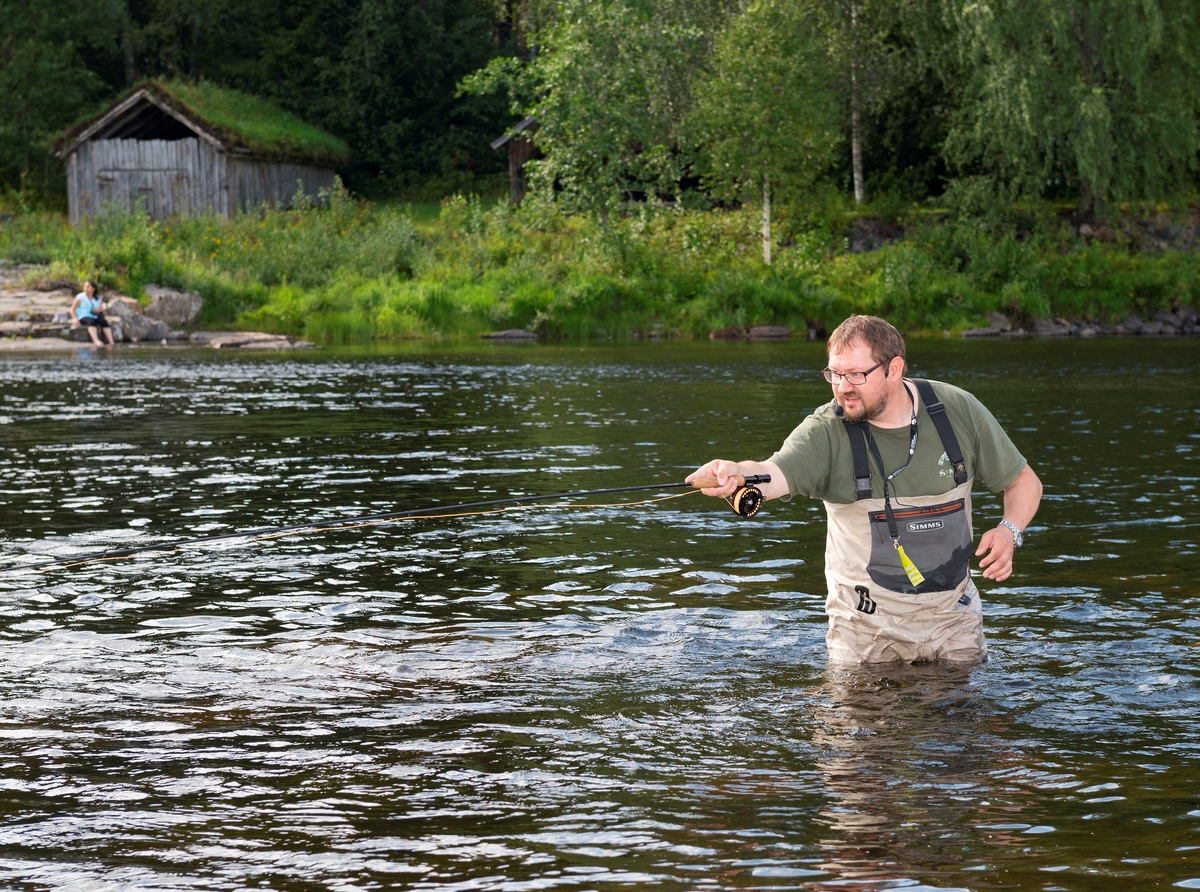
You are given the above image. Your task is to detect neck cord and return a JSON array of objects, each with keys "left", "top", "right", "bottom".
[{"left": 864, "top": 385, "right": 918, "bottom": 546}]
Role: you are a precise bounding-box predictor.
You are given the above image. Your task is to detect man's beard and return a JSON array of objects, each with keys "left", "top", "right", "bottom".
[{"left": 838, "top": 387, "right": 888, "bottom": 422}]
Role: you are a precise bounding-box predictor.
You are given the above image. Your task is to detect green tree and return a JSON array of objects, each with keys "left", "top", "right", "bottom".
[
  {"left": 691, "top": 0, "right": 841, "bottom": 262},
  {"left": 934, "top": 0, "right": 1200, "bottom": 220},
  {"left": 0, "top": 0, "right": 123, "bottom": 202},
  {"left": 121, "top": 0, "right": 510, "bottom": 195},
  {"left": 815, "top": 0, "right": 911, "bottom": 205},
  {"left": 470, "top": 0, "right": 726, "bottom": 223},
  {"left": 0, "top": 0, "right": 512, "bottom": 200}
]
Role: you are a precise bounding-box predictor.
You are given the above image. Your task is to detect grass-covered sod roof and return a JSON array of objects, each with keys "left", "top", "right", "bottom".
[{"left": 58, "top": 80, "right": 349, "bottom": 166}]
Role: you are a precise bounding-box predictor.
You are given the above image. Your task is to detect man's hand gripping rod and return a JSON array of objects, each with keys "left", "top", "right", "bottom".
[{"left": 689, "top": 474, "right": 771, "bottom": 518}]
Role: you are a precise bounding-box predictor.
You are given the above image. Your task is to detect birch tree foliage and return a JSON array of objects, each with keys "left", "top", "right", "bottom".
[
  {"left": 498, "top": 0, "right": 726, "bottom": 219},
  {"left": 935, "top": 0, "right": 1200, "bottom": 220},
  {"left": 819, "top": 0, "right": 910, "bottom": 205},
  {"left": 690, "top": 0, "right": 841, "bottom": 258}
]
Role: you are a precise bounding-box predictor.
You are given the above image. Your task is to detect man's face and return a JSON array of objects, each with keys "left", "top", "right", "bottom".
[{"left": 828, "top": 341, "right": 890, "bottom": 422}]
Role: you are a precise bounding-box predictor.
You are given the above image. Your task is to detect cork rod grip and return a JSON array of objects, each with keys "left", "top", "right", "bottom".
[{"left": 689, "top": 474, "right": 771, "bottom": 489}]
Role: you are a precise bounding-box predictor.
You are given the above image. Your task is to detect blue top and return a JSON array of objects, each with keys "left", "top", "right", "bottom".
[{"left": 74, "top": 293, "right": 100, "bottom": 321}]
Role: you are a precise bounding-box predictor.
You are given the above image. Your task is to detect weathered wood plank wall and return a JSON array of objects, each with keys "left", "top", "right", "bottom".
[
  {"left": 227, "top": 159, "right": 336, "bottom": 211},
  {"left": 67, "top": 138, "right": 219, "bottom": 223},
  {"left": 66, "top": 139, "right": 333, "bottom": 223}
]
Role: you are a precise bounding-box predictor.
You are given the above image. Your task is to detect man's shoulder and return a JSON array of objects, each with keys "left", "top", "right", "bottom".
[
  {"left": 913, "top": 378, "right": 990, "bottom": 418},
  {"left": 913, "top": 377, "right": 972, "bottom": 400},
  {"left": 807, "top": 399, "right": 842, "bottom": 425}
]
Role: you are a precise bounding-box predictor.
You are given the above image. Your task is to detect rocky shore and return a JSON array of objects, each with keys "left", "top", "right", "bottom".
[
  {"left": 0, "top": 263, "right": 317, "bottom": 352},
  {"left": 700, "top": 306, "right": 1200, "bottom": 342},
  {"left": 960, "top": 307, "right": 1200, "bottom": 338}
]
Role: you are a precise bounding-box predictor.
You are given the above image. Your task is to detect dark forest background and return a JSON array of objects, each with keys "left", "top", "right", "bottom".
[
  {"left": 1, "top": 0, "right": 520, "bottom": 203},
  {"left": 3, "top": 0, "right": 1198, "bottom": 223}
]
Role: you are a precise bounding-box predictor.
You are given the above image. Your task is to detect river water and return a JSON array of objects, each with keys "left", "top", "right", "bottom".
[{"left": 0, "top": 338, "right": 1197, "bottom": 891}]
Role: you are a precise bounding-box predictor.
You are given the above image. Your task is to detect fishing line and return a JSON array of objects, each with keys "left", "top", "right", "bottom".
[{"left": 0, "top": 474, "right": 769, "bottom": 575}]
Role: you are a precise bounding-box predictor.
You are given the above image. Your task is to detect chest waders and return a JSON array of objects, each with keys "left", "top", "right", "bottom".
[{"left": 823, "top": 379, "right": 986, "bottom": 664}]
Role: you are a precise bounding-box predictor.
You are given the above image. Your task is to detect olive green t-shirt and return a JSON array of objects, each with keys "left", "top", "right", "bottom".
[{"left": 768, "top": 379, "right": 1027, "bottom": 504}]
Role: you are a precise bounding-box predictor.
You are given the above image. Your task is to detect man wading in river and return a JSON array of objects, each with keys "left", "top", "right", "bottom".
[{"left": 688, "top": 315, "right": 1043, "bottom": 663}]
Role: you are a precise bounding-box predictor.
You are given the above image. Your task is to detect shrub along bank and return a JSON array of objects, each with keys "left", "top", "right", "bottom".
[{"left": 2, "top": 184, "right": 1198, "bottom": 342}]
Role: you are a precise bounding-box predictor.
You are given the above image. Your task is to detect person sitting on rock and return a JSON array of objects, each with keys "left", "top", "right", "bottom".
[{"left": 71, "top": 280, "right": 116, "bottom": 348}]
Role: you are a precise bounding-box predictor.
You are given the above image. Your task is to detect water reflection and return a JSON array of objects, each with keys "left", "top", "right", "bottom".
[{"left": 811, "top": 664, "right": 1040, "bottom": 888}]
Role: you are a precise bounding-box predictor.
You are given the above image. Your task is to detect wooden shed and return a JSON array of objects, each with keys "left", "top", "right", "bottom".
[
  {"left": 491, "top": 117, "right": 539, "bottom": 205},
  {"left": 55, "top": 81, "right": 349, "bottom": 223}
]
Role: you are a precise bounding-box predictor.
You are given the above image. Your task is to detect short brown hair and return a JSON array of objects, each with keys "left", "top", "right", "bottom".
[{"left": 828, "top": 315, "right": 906, "bottom": 374}]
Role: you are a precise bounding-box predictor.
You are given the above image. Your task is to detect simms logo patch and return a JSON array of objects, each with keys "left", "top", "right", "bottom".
[{"left": 907, "top": 520, "right": 944, "bottom": 533}]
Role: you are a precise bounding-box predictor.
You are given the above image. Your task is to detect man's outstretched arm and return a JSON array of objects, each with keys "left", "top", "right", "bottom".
[{"left": 686, "top": 459, "right": 789, "bottom": 501}]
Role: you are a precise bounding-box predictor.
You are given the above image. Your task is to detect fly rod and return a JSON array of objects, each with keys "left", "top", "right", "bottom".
[{"left": 0, "top": 474, "right": 771, "bottom": 574}]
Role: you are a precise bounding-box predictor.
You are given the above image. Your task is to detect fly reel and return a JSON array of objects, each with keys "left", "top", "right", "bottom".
[{"left": 728, "top": 484, "right": 764, "bottom": 518}]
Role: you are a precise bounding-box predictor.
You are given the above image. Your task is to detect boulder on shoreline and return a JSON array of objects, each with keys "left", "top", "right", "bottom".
[
  {"left": 143, "top": 284, "right": 203, "bottom": 326},
  {"left": 104, "top": 293, "right": 173, "bottom": 343}
]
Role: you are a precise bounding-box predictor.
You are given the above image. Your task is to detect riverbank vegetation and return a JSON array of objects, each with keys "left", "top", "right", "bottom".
[
  {"left": 3, "top": 184, "right": 1197, "bottom": 341},
  {"left": 4, "top": 0, "right": 1199, "bottom": 340}
]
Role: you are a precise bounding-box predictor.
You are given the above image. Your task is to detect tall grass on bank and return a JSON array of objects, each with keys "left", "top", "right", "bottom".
[{"left": 2, "top": 185, "right": 1197, "bottom": 341}]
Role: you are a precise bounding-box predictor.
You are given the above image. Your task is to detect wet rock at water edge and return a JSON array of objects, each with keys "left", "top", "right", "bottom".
[
  {"left": 189, "top": 330, "right": 302, "bottom": 349},
  {"left": 960, "top": 312, "right": 1015, "bottom": 338},
  {"left": 142, "top": 284, "right": 203, "bottom": 327},
  {"left": 121, "top": 311, "right": 154, "bottom": 342},
  {"left": 1151, "top": 308, "right": 1182, "bottom": 335},
  {"left": 1154, "top": 308, "right": 1182, "bottom": 328},
  {"left": 748, "top": 326, "right": 791, "bottom": 340},
  {"left": 145, "top": 319, "right": 170, "bottom": 342},
  {"left": 480, "top": 329, "right": 538, "bottom": 341},
  {"left": 1180, "top": 306, "right": 1199, "bottom": 335},
  {"left": 1032, "top": 318, "right": 1073, "bottom": 337}
]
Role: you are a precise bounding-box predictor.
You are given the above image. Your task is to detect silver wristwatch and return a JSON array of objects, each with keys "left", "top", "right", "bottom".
[{"left": 998, "top": 519, "right": 1024, "bottom": 547}]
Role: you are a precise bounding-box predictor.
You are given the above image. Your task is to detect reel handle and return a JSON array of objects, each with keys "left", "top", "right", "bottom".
[{"left": 688, "top": 473, "right": 771, "bottom": 490}]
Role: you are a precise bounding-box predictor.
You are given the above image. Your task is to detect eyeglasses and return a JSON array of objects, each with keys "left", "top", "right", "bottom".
[{"left": 821, "top": 360, "right": 884, "bottom": 385}]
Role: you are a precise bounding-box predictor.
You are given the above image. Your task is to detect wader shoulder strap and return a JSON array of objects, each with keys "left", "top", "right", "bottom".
[
  {"left": 838, "top": 411, "right": 875, "bottom": 500},
  {"left": 913, "top": 379, "right": 969, "bottom": 486}
]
